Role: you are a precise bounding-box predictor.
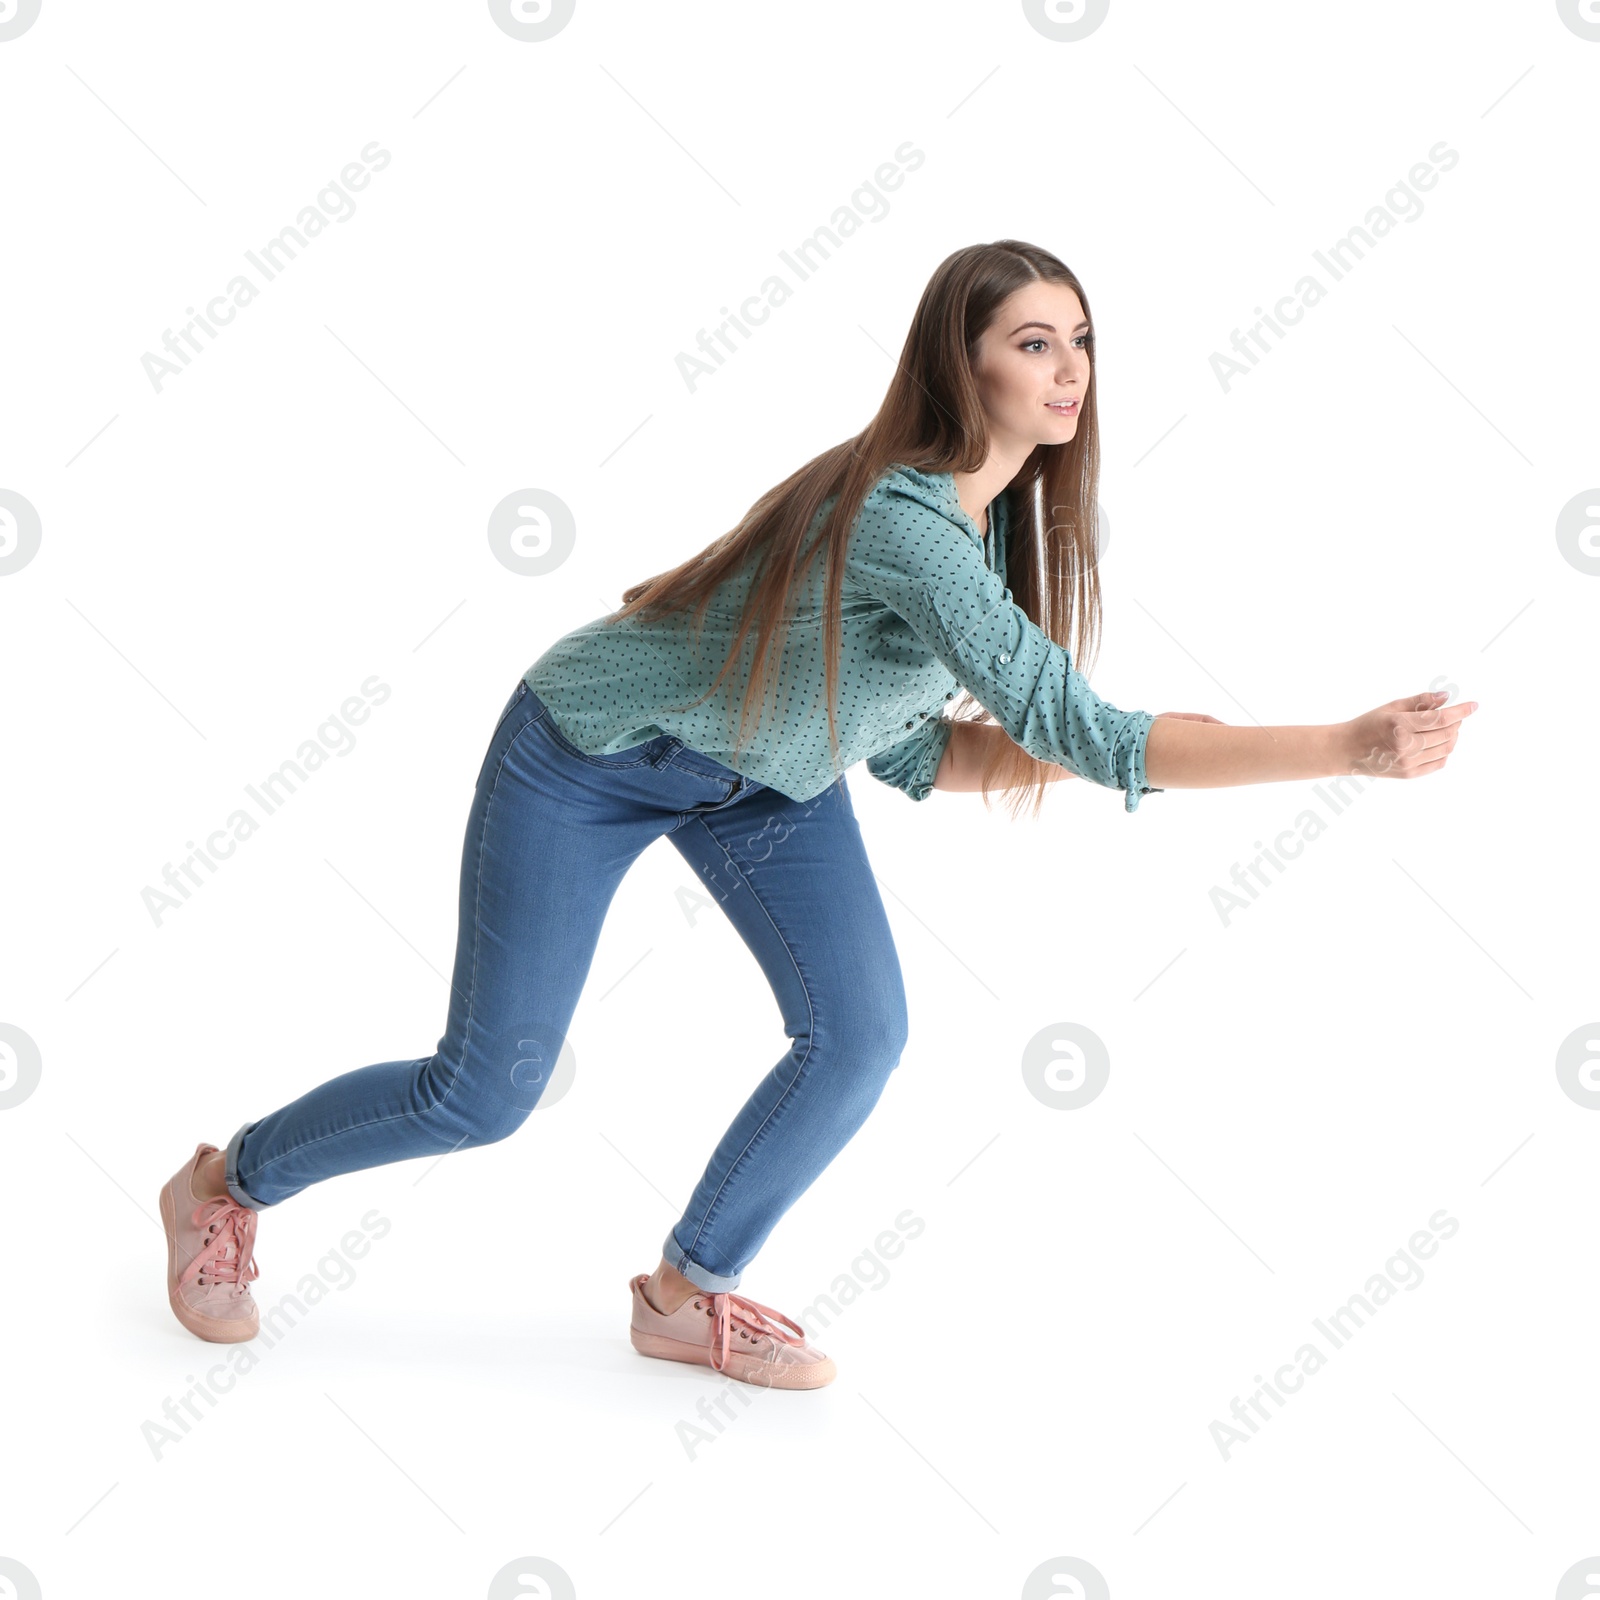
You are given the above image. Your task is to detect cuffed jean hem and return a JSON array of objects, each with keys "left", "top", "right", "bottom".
[
  {"left": 662, "top": 1227, "right": 742, "bottom": 1293},
  {"left": 224, "top": 1120, "right": 269, "bottom": 1210}
]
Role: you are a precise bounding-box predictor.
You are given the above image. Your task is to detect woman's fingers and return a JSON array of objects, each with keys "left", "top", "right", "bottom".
[
  {"left": 1348, "top": 696, "right": 1478, "bottom": 779},
  {"left": 1381, "top": 708, "right": 1474, "bottom": 774},
  {"left": 1413, "top": 725, "right": 1459, "bottom": 754},
  {"left": 1338, "top": 691, "right": 1479, "bottom": 783},
  {"left": 1392, "top": 752, "right": 1453, "bottom": 779},
  {"left": 1415, "top": 700, "right": 1477, "bottom": 725},
  {"left": 1405, "top": 702, "right": 1476, "bottom": 749},
  {"left": 1384, "top": 689, "right": 1452, "bottom": 714}
]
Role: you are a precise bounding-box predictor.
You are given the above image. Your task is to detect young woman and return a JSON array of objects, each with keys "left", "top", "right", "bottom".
[{"left": 160, "top": 239, "right": 1475, "bottom": 1389}]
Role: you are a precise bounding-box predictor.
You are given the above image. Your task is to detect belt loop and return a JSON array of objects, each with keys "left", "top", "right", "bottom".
[{"left": 650, "top": 737, "right": 684, "bottom": 769}]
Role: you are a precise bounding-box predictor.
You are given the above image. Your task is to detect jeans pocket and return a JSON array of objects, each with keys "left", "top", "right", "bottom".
[{"left": 535, "top": 707, "right": 664, "bottom": 769}]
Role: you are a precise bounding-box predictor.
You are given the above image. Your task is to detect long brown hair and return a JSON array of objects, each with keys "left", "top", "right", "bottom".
[{"left": 613, "top": 238, "right": 1109, "bottom": 819}]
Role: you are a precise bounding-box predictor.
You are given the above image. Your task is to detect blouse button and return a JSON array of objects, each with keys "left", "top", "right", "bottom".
[
  {"left": 945, "top": 691, "right": 955, "bottom": 700},
  {"left": 904, "top": 720, "right": 914, "bottom": 729},
  {"left": 997, "top": 651, "right": 1012, "bottom": 664}
]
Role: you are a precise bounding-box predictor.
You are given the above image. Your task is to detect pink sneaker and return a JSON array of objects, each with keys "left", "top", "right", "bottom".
[
  {"left": 628, "top": 1273, "right": 836, "bottom": 1389},
  {"left": 159, "top": 1143, "right": 261, "bottom": 1343}
]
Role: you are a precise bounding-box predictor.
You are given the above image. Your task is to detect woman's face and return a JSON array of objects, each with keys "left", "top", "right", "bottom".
[{"left": 969, "top": 281, "right": 1092, "bottom": 454}]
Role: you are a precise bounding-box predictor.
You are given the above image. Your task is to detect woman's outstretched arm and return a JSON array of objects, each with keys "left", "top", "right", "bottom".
[
  {"left": 933, "top": 691, "right": 1477, "bottom": 795},
  {"left": 1143, "top": 689, "right": 1477, "bottom": 792}
]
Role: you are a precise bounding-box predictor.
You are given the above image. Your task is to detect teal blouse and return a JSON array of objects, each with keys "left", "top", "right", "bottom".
[{"left": 522, "top": 463, "right": 1161, "bottom": 811}]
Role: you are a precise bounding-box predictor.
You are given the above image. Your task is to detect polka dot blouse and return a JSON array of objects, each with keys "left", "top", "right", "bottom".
[{"left": 522, "top": 463, "right": 1160, "bottom": 810}]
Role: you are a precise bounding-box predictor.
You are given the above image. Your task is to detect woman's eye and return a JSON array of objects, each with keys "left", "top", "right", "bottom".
[{"left": 1022, "top": 334, "right": 1091, "bottom": 353}]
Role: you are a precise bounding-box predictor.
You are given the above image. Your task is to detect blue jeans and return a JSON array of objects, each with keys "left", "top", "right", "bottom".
[{"left": 223, "top": 680, "right": 910, "bottom": 1293}]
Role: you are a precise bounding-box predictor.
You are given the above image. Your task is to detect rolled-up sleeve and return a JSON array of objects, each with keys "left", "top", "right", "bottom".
[
  {"left": 846, "top": 483, "right": 1162, "bottom": 812},
  {"left": 865, "top": 714, "right": 953, "bottom": 801}
]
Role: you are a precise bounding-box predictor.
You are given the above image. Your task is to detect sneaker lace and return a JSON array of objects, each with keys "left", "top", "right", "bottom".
[
  {"left": 704, "top": 1290, "right": 807, "bottom": 1374},
  {"left": 180, "top": 1196, "right": 261, "bottom": 1297}
]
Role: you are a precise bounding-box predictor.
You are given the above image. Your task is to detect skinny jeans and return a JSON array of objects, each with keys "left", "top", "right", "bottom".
[{"left": 223, "top": 679, "right": 910, "bottom": 1292}]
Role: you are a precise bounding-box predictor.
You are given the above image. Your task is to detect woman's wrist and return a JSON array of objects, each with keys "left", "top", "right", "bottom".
[{"left": 1322, "top": 720, "right": 1358, "bottom": 776}]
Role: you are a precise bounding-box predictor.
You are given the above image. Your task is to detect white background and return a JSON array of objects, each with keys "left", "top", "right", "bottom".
[{"left": 2, "top": 2, "right": 1596, "bottom": 1596}]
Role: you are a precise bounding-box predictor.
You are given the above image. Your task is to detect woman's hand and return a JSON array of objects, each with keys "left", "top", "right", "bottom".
[{"left": 1338, "top": 689, "right": 1478, "bottom": 780}]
